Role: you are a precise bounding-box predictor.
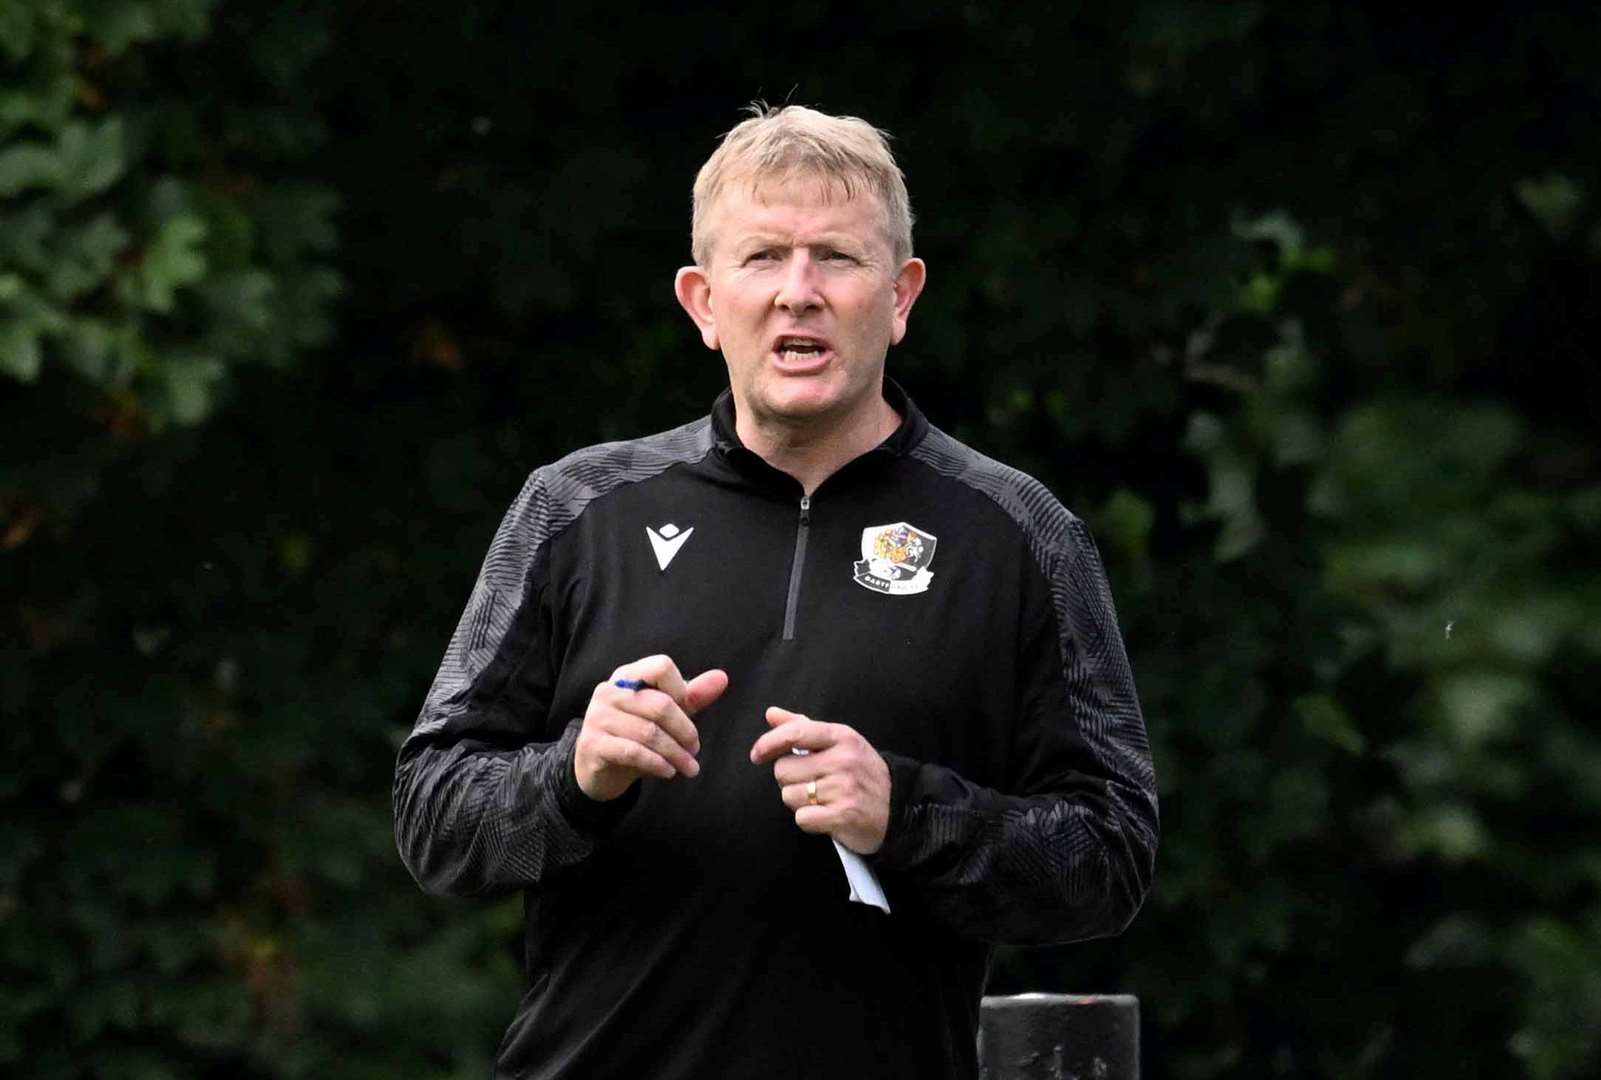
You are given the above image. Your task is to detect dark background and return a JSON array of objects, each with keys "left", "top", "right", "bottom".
[{"left": 3, "top": 2, "right": 1599, "bottom": 1076}]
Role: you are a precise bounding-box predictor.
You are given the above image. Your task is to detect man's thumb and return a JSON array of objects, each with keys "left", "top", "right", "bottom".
[{"left": 683, "top": 668, "right": 729, "bottom": 714}]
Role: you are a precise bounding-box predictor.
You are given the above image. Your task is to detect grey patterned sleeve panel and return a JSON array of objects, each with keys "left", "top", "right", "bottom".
[
  {"left": 393, "top": 419, "right": 715, "bottom": 897},
  {"left": 871, "top": 428, "right": 1159, "bottom": 945}
]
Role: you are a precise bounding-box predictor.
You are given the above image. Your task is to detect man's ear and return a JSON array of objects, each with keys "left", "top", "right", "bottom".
[
  {"left": 889, "top": 257, "right": 927, "bottom": 346},
  {"left": 674, "top": 266, "right": 719, "bottom": 351}
]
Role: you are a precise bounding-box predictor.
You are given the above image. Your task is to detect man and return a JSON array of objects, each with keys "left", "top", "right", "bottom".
[{"left": 394, "top": 105, "right": 1157, "bottom": 1080}]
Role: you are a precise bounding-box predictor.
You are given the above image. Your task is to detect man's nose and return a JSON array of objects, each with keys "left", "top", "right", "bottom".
[{"left": 773, "top": 251, "right": 822, "bottom": 313}]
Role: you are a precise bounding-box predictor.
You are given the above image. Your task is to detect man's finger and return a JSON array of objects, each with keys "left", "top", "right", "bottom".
[
  {"left": 683, "top": 668, "right": 729, "bottom": 715},
  {"left": 620, "top": 714, "right": 700, "bottom": 778},
  {"left": 614, "top": 687, "right": 701, "bottom": 757},
  {"left": 780, "top": 777, "right": 838, "bottom": 811},
  {"left": 595, "top": 733, "right": 677, "bottom": 780},
  {"left": 771, "top": 750, "right": 840, "bottom": 786},
  {"left": 790, "top": 805, "right": 832, "bottom": 835},
  {"left": 765, "top": 705, "right": 806, "bottom": 728},
  {"left": 613, "top": 654, "right": 689, "bottom": 703},
  {"left": 749, "top": 711, "right": 836, "bottom": 763}
]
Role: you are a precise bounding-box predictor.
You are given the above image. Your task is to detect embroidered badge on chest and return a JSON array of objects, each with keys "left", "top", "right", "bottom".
[{"left": 852, "top": 522, "right": 937, "bottom": 595}]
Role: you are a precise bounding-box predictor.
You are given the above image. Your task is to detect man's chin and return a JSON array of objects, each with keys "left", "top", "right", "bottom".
[
  {"left": 756, "top": 389, "right": 846, "bottom": 426},
  {"left": 734, "top": 370, "right": 884, "bottom": 432}
]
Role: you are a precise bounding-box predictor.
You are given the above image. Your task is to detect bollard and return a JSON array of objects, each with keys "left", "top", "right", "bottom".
[{"left": 978, "top": 993, "right": 1140, "bottom": 1080}]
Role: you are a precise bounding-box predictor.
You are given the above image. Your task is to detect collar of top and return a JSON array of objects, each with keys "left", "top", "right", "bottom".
[{"left": 708, "top": 378, "right": 930, "bottom": 464}]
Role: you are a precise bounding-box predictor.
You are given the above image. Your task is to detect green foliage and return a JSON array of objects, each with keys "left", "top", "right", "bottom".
[
  {"left": 3, "top": 1, "right": 1598, "bottom": 1077},
  {"left": 0, "top": 0, "right": 339, "bottom": 431}
]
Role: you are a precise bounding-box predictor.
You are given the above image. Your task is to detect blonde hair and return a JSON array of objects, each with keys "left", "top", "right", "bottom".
[{"left": 690, "top": 103, "right": 914, "bottom": 266}]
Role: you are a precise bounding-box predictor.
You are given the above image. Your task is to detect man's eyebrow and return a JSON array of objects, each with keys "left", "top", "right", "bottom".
[{"left": 732, "top": 232, "right": 866, "bottom": 250}]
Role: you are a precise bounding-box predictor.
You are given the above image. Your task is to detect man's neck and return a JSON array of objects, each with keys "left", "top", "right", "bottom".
[{"left": 735, "top": 395, "right": 901, "bottom": 495}]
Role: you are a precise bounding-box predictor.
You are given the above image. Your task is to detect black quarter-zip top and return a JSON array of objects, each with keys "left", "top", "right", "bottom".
[
  {"left": 782, "top": 493, "right": 811, "bottom": 640},
  {"left": 394, "top": 380, "right": 1159, "bottom": 1080}
]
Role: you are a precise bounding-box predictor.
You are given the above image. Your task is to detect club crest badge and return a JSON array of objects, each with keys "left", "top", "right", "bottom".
[{"left": 853, "top": 522, "right": 937, "bottom": 596}]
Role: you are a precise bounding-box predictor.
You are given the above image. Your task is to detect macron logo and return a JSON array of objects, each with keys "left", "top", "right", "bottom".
[{"left": 646, "top": 523, "right": 694, "bottom": 571}]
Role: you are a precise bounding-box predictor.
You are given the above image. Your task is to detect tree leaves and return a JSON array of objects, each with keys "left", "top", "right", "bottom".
[
  {"left": 0, "top": 5, "right": 338, "bottom": 437},
  {"left": 0, "top": 118, "right": 126, "bottom": 201}
]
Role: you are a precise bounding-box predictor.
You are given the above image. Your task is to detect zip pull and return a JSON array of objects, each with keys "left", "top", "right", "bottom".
[{"left": 799, "top": 495, "right": 811, "bottom": 525}]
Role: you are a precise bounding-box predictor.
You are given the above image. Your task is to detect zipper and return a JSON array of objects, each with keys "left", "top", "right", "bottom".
[{"left": 782, "top": 495, "right": 811, "bottom": 641}]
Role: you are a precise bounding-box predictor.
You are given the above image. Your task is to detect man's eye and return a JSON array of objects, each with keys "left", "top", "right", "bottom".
[
  {"left": 745, "top": 249, "right": 778, "bottom": 264},
  {"left": 822, "top": 249, "right": 857, "bottom": 264}
]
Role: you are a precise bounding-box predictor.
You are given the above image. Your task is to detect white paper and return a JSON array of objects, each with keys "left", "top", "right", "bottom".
[
  {"left": 833, "top": 839, "right": 890, "bottom": 913},
  {"left": 790, "top": 747, "right": 890, "bottom": 913}
]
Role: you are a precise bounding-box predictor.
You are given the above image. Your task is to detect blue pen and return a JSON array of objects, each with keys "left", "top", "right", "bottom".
[{"left": 614, "top": 678, "right": 652, "bottom": 691}]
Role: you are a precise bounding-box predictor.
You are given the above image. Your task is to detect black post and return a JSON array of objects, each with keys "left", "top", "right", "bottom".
[{"left": 978, "top": 993, "right": 1140, "bottom": 1080}]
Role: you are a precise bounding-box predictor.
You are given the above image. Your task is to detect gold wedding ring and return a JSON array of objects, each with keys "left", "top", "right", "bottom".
[{"left": 806, "top": 780, "right": 819, "bottom": 805}]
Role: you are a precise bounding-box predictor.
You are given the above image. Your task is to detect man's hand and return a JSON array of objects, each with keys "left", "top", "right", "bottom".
[
  {"left": 750, "top": 707, "right": 891, "bottom": 854},
  {"left": 575, "top": 655, "right": 729, "bottom": 802}
]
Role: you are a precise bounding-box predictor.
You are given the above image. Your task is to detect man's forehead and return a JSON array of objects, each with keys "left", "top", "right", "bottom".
[
  {"left": 707, "top": 174, "right": 888, "bottom": 237},
  {"left": 714, "top": 168, "right": 883, "bottom": 216},
  {"left": 694, "top": 166, "right": 902, "bottom": 266},
  {"left": 738, "top": 169, "right": 862, "bottom": 207}
]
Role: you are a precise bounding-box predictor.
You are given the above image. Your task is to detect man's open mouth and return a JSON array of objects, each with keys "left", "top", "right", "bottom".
[{"left": 772, "top": 335, "right": 832, "bottom": 363}]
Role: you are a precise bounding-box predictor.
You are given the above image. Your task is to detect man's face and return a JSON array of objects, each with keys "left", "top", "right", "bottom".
[{"left": 675, "top": 178, "right": 925, "bottom": 434}]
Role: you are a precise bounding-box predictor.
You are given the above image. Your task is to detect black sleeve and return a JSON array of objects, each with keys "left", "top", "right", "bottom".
[
  {"left": 392, "top": 471, "right": 631, "bottom": 897},
  {"left": 870, "top": 510, "right": 1158, "bottom": 945}
]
